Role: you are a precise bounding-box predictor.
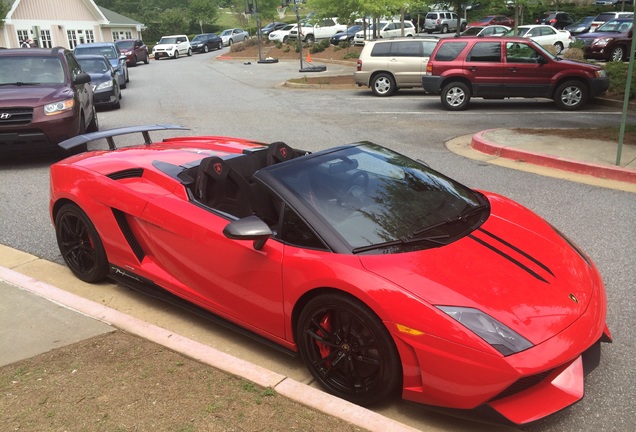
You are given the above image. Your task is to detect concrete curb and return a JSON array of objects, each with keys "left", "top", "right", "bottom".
[
  {"left": 0, "top": 264, "right": 421, "bottom": 432},
  {"left": 471, "top": 129, "right": 636, "bottom": 184}
]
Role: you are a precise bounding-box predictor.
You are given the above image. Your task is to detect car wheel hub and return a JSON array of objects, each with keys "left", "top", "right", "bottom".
[
  {"left": 446, "top": 88, "right": 465, "bottom": 106},
  {"left": 561, "top": 86, "right": 582, "bottom": 106}
]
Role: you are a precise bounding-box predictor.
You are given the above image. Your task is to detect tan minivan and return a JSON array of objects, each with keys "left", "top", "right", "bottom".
[{"left": 354, "top": 38, "right": 439, "bottom": 96}]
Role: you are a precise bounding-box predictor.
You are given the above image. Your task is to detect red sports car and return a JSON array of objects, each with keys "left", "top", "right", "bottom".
[
  {"left": 50, "top": 125, "right": 611, "bottom": 425},
  {"left": 468, "top": 15, "right": 515, "bottom": 28}
]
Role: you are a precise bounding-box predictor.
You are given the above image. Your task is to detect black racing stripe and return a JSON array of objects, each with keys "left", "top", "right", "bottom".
[
  {"left": 478, "top": 228, "right": 554, "bottom": 277},
  {"left": 468, "top": 234, "right": 549, "bottom": 283}
]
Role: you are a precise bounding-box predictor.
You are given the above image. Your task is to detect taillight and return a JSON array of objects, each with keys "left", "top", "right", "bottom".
[
  {"left": 436, "top": 19, "right": 441, "bottom": 25},
  {"left": 425, "top": 62, "right": 433, "bottom": 75},
  {"left": 550, "top": 19, "right": 557, "bottom": 24},
  {"left": 357, "top": 60, "right": 362, "bottom": 71}
]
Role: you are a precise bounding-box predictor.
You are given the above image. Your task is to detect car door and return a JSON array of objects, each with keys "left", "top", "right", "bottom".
[
  {"left": 463, "top": 41, "right": 505, "bottom": 96},
  {"left": 389, "top": 40, "right": 437, "bottom": 87},
  {"left": 139, "top": 196, "right": 286, "bottom": 339},
  {"left": 66, "top": 52, "right": 93, "bottom": 120},
  {"left": 503, "top": 41, "right": 554, "bottom": 97}
]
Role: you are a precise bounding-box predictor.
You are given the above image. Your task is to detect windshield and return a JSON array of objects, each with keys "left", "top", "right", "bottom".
[
  {"left": 597, "top": 19, "right": 632, "bottom": 33},
  {"left": 115, "top": 40, "right": 134, "bottom": 50},
  {"left": 191, "top": 35, "right": 206, "bottom": 42},
  {"left": 220, "top": 30, "right": 232, "bottom": 36},
  {"left": 0, "top": 56, "right": 65, "bottom": 84},
  {"left": 75, "top": 46, "right": 116, "bottom": 59},
  {"left": 158, "top": 37, "right": 178, "bottom": 44},
  {"left": 268, "top": 143, "right": 489, "bottom": 253},
  {"left": 77, "top": 57, "right": 110, "bottom": 74},
  {"left": 461, "top": 27, "right": 483, "bottom": 36}
]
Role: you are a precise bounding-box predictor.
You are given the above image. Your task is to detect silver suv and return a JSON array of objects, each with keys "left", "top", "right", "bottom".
[
  {"left": 354, "top": 38, "right": 439, "bottom": 96},
  {"left": 424, "top": 11, "right": 467, "bottom": 34}
]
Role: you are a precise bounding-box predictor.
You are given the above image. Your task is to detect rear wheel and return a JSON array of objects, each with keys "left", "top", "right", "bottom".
[
  {"left": 86, "top": 106, "right": 99, "bottom": 132},
  {"left": 144, "top": 53, "right": 149, "bottom": 64},
  {"left": 55, "top": 204, "right": 109, "bottom": 283},
  {"left": 441, "top": 81, "right": 471, "bottom": 111},
  {"left": 218, "top": 41, "right": 223, "bottom": 50},
  {"left": 553, "top": 42, "right": 564, "bottom": 55},
  {"left": 371, "top": 73, "right": 396, "bottom": 97},
  {"left": 203, "top": 44, "right": 209, "bottom": 53},
  {"left": 554, "top": 80, "right": 587, "bottom": 111},
  {"left": 441, "top": 25, "right": 449, "bottom": 34},
  {"left": 297, "top": 293, "right": 402, "bottom": 406},
  {"left": 187, "top": 48, "right": 192, "bottom": 56},
  {"left": 174, "top": 50, "right": 180, "bottom": 59},
  {"left": 305, "top": 34, "right": 315, "bottom": 44}
]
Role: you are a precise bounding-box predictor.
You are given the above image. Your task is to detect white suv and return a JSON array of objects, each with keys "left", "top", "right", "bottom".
[
  {"left": 354, "top": 37, "right": 439, "bottom": 96},
  {"left": 153, "top": 35, "right": 192, "bottom": 60},
  {"left": 424, "top": 11, "right": 467, "bottom": 34}
]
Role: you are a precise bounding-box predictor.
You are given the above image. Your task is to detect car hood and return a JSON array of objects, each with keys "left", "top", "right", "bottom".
[
  {"left": 576, "top": 31, "right": 623, "bottom": 39},
  {"left": 154, "top": 43, "right": 179, "bottom": 49},
  {"left": 359, "top": 192, "right": 597, "bottom": 345},
  {"left": 0, "top": 85, "right": 72, "bottom": 106}
]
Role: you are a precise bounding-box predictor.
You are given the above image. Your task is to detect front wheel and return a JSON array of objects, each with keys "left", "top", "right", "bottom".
[
  {"left": 441, "top": 81, "right": 471, "bottom": 111},
  {"left": 297, "top": 293, "right": 402, "bottom": 406},
  {"left": 553, "top": 42, "right": 564, "bottom": 55},
  {"left": 305, "top": 34, "right": 315, "bottom": 44},
  {"left": 187, "top": 48, "right": 192, "bottom": 56},
  {"left": 371, "top": 73, "right": 396, "bottom": 97},
  {"left": 554, "top": 80, "right": 587, "bottom": 111},
  {"left": 610, "top": 46, "right": 625, "bottom": 62},
  {"left": 203, "top": 45, "right": 209, "bottom": 53},
  {"left": 174, "top": 50, "right": 180, "bottom": 59},
  {"left": 86, "top": 105, "right": 99, "bottom": 132},
  {"left": 55, "top": 204, "right": 109, "bottom": 283},
  {"left": 218, "top": 41, "right": 223, "bottom": 50}
]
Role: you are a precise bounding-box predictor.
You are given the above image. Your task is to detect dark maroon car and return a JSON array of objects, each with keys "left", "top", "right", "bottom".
[
  {"left": 575, "top": 18, "right": 634, "bottom": 62},
  {"left": 115, "top": 39, "right": 149, "bottom": 66}
]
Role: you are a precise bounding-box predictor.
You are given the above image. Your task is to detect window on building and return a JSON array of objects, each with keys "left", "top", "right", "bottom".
[
  {"left": 40, "top": 30, "right": 52, "bottom": 48},
  {"left": 85, "top": 30, "right": 95, "bottom": 43},
  {"left": 67, "top": 30, "right": 78, "bottom": 49},
  {"left": 17, "top": 30, "right": 30, "bottom": 46}
]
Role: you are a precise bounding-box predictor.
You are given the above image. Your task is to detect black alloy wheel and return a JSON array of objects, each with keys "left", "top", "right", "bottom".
[
  {"left": 55, "top": 204, "right": 109, "bottom": 283},
  {"left": 297, "top": 293, "right": 401, "bottom": 406}
]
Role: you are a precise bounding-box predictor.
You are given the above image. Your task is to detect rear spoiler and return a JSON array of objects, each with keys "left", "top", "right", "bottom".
[{"left": 59, "top": 124, "right": 190, "bottom": 151}]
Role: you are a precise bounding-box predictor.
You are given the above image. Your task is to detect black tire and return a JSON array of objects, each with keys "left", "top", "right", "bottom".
[
  {"left": 203, "top": 44, "right": 209, "bottom": 53},
  {"left": 441, "top": 25, "right": 449, "bottom": 34},
  {"left": 174, "top": 50, "right": 180, "bottom": 59},
  {"left": 228, "top": 39, "right": 233, "bottom": 46},
  {"left": 55, "top": 204, "right": 109, "bottom": 283},
  {"left": 426, "top": 30, "right": 432, "bottom": 34},
  {"left": 441, "top": 81, "right": 471, "bottom": 111},
  {"left": 610, "top": 46, "right": 624, "bottom": 62},
  {"left": 144, "top": 53, "right": 149, "bottom": 64},
  {"left": 218, "top": 41, "right": 223, "bottom": 50},
  {"left": 86, "top": 106, "right": 99, "bottom": 132},
  {"left": 553, "top": 42, "right": 564, "bottom": 55},
  {"left": 154, "top": 54, "right": 161, "bottom": 60},
  {"left": 297, "top": 293, "right": 402, "bottom": 406},
  {"left": 131, "top": 56, "right": 138, "bottom": 66},
  {"left": 554, "top": 80, "right": 587, "bottom": 111},
  {"left": 371, "top": 73, "right": 396, "bottom": 97},
  {"left": 187, "top": 48, "right": 192, "bottom": 56},
  {"left": 283, "top": 36, "right": 288, "bottom": 43},
  {"left": 460, "top": 22, "right": 467, "bottom": 31},
  {"left": 305, "top": 34, "right": 315, "bottom": 44}
]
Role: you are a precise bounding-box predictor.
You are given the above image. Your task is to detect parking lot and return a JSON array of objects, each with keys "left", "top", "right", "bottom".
[{"left": 1, "top": 49, "right": 635, "bottom": 432}]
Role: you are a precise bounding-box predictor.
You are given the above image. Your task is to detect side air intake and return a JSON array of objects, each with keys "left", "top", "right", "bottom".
[{"left": 112, "top": 209, "right": 146, "bottom": 262}]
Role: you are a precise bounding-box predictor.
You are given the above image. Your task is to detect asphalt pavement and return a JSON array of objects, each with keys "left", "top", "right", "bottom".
[{"left": 1, "top": 130, "right": 634, "bottom": 431}]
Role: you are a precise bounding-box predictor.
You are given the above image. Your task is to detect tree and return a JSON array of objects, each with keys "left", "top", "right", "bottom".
[{"left": 189, "top": 0, "right": 220, "bottom": 31}]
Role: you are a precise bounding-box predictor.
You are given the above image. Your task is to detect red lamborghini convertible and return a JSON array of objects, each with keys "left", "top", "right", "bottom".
[{"left": 50, "top": 125, "right": 611, "bottom": 425}]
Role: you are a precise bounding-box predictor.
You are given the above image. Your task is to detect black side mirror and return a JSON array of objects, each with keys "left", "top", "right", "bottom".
[{"left": 223, "top": 215, "right": 272, "bottom": 250}]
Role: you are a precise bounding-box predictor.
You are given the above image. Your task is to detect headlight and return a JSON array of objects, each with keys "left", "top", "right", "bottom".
[
  {"left": 44, "top": 99, "right": 74, "bottom": 115},
  {"left": 437, "top": 306, "right": 533, "bottom": 356},
  {"left": 95, "top": 80, "right": 114, "bottom": 91},
  {"left": 595, "top": 69, "right": 608, "bottom": 79},
  {"left": 594, "top": 38, "right": 612, "bottom": 47}
]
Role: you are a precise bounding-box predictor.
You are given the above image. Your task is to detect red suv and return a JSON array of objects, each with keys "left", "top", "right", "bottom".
[
  {"left": 0, "top": 47, "right": 98, "bottom": 154},
  {"left": 421, "top": 37, "right": 609, "bottom": 111}
]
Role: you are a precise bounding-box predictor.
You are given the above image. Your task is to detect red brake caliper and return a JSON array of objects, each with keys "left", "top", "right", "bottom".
[{"left": 316, "top": 314, "right": 332, "bottom": 366}]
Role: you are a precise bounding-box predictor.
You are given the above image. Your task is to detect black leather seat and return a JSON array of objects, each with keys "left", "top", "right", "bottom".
[{"left": 195, "top": 156, "right": 253, "bottom": 218}]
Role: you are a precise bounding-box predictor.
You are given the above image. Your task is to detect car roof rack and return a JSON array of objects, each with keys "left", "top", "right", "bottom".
[{"left": 59, "top": 124, "right": 190, "bottom": 151}]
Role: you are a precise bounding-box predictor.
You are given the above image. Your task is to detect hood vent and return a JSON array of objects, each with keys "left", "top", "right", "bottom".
[{"left": 107, "top": 168, "right": 144, "bottom": 180}]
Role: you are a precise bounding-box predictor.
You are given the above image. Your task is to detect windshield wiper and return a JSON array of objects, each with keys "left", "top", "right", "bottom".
[
  {"left": 0, "top": 82, "right": 41, "bottom": 86},
  {"left": 351, "top": 203, "right": 489, "bottom": 254}
]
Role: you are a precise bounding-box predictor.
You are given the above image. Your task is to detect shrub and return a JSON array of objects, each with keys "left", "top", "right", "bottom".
[
  {"left": 604, "top": 61, "right": 636, "bottom": 100},
  {"left": 563, "top": 48, "right": 584, "bottom": 61}
]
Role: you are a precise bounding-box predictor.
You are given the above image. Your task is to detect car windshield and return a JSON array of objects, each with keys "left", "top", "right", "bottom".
[
  {"left": 220, "top": 30, "right": 232, "bottom": 36},
  {"left": 597, "top": 19, "right": 632, "bottom": 33},
  {"left": 159, "top": 37, "right": 178, "bottom": 44},
  {"left": 461, "top": 27, "right": 483, "bottom": 36},
  {"left": 266, "top": 143, "right": 489, "bottom": 253},
  {"left": 75, "top": 46, "right": 116, "bottom": 59},
  {"left": 0, "top": 56, "right": 65, "bottom": 85},
  {"left": 77, "top": 57, "right": 110, "bottom": 74},
  {"left": 191, "top": 35, "right": 206, "bottom": 42},
  {"left": 115, "top": 40, "right": 134, "bottom": 50},
  {"left": 507, "top": 27, "right": 530, "bottom": 36}
]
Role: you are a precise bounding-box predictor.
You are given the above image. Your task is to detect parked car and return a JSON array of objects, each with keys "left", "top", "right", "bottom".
[
  {"left": 506, "top": 25, "right": 571, "bottom": 54},
  {"left": 269, "top": 24, "right": 296, "bottom": 43},
  {"left": 421, "top": 36, "right": 609, "bottom": 110},
  {"left": 589, "top": 12, "right": 634, "bottom": 32},
  {"left": 190, "top": 33, "right": 223, "bottom": 53},
  {"left": 0, "top": 47, "right": 98, "bottom": 153},
  {"left": 289, "top": 18, "right": 347, "bottom": 43},
  {"left": 220, "top": 28, "right": 249, "bottom": 46},
  {"left": 52, "top": 124, "right": 611, "bottom": 426},
  {"left": 460, "top": 25, "right": 510, "bottom": 37},
  {"left": 73, "top": 42, "right": 128, "bottom": 88},
  {"left": 260, "top": 22, "right": 287, "bottom": 36},
  {"left": 329, "top": 25, "right": 363, "bottom": 45},
  {"left": 424, "top": 11, "right": 467, "bottom": 34},
  {"left": 353, "top": 22, "right": 388, "bottom": 45},
  {"left": 114, "top": 39, "right": 149, "bottom": 66},
  {"left": 152, "top": 35, "right": 192, "bottom": 59},
  {"left": 575, "top": 18, "right": 634, "bottom": 62},
  {"left": 564, "top": 16, "right": 595, "bottom": 36},
  {"left": 354, "top": 37, "right": 439, "bottom": 96},
  {"left": 467, "top": 15, "right": 514, "bottom": 27},
  {"left": 535, "top": 11, "right": 575, "bottom": 30},
  {"left": 76, "top": 54, "right": 121, "bottom": 110},
  {"left": 594, "top": 0, "right": 632, "bottom": 5}
]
